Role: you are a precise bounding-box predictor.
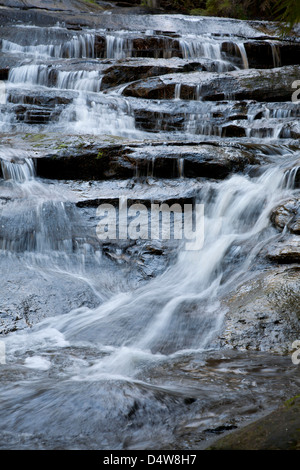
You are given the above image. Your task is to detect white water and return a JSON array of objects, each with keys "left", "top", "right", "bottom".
[
  {"left": 2, "top": 152, "right": 298, "bottom": 365},
  {"left": 106, "top": 35, "right": 132, "bottom": 59},
  {"left": 2, "top": 33, "right": 95, "bottom": 59},
  {"left": 178, "top": 35, "right": 249, "bottom": 71},
  {"left": 3, "top": 38, "right": 140, "bottom": 137},
  {"left": 0, "top": 17, "right": 299, "bottom": 449},
  {"left": 8, "top": 65, "right": 50, "bottom": 86},
  {"left": 0, "top": 150, "right": 35, "bottom": 182},
  {"left": 57, "top": 70, "right": 102, "bottom": 92}
]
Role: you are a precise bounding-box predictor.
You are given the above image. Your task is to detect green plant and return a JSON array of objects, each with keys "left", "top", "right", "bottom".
[
  {"left": 187, "top": 0, "right": 300, "bottom": 24},
  {"left": 55, "top": 142, "right": 68, "bottom": 150},
  {"left": 274, "top": 0, "right": 300, "bottom": 33},
  {"left": 284, "top": 395, "right": 300, "bottom": 408}
]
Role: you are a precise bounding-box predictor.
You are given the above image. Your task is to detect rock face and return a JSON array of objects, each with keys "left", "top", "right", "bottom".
[
  {"left": 208, "top": 396, "right": 300, "bottom": 450},
  {"left": 267, "top": 239, "right": 300, "bottom": 264},
  {"left": 100, "top": 58, "right": 208, "bottom": 90},
  {"left": 28, "top": 139, "right": 261, "bottom": 180},
  {"left": 123, "top": 65, "right": 300, "bottom": 101},
  {"left": 271, "top": 198, "right": 300, "bottom": 234},
  {"left": 219, "top": 267, "right": 300, "bottom": 354}
]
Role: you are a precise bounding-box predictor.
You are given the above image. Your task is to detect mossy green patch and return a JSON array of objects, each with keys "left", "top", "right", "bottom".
[{"left": 284, "top": 395, "right": 300, "bottom": 408}]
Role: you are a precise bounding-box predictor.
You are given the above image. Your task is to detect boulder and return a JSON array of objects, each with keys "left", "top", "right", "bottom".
[
  {"left": 271, "top": 198, "right": 300, "bottom": 234},
  {"left": 219, "top": 266, "right": 300, "bottom": 354},
  {"left": 208, "top": 396, "right": 300, "bottom": 450},
  {"left": 123, "top": 65, "right": 300, "bottom": 102}
]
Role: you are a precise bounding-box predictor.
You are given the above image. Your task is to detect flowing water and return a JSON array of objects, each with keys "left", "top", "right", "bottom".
[{"left": 0, "top": 13, "right": 299, "bottom": 449}]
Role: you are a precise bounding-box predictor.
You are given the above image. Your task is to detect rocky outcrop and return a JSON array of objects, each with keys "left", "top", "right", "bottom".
[
  {"left": 32, "top": 140, "right": 261, "bottom": 180},
  {"left": 100, "top": 58, "right": 208, "bottom": 90},
  {"left": 208, "top": 396, "right": 300, "bottom": 450},
  {"left": 123, "top": 65, "right": 300, "bottom": 101},
  {"left": 267, "top": 238, "right": 300, "bottom": 264},
  {"left": 219, "top": 266, "right": 300, "bottom": 354},
  {"left": 271, "top": 198, "right": 300, "bottom": 234}
]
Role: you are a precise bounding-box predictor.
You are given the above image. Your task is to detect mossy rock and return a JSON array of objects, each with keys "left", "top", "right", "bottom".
[{"left": 208, "top": 396, "right": 300, "bottom": 450}]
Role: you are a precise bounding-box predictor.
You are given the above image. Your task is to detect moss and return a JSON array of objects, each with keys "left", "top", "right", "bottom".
[
  {"left": 284, "top": 395, "right": 300, "bottom": 408},
  {"left": 23, "top": 133, "right": 47, "bottom": 142},
  {"left": 82, "top": 0, "right": 103, "bottom": 7},
  {"left": 54, "top": 142, "right": 68, "bottom": 150}
]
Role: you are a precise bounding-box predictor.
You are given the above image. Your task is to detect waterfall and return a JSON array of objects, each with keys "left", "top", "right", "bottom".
[
  {"left": 178, "top": 35, "right": 244, "bottom": 71},
  {"left": 179, "top": 36, "right": 223, "bottom": 60},
  {"left": 57, "top": 93, "right": 140, "bottom": 137},
  {"left": 56, "top": 70, "right": 102, "bottom": 92},
  {"left": 177, "top": 158, "right": 184, "bottom": 178},
  {"left": 174, "top": 83, "right": 181, "bottom": 100},
  {"left": 8, "top": 65, "right": 50, "bottom": 86},
  {"left": 36, "top": 159, "right": 295, "bottom": 358},
  {"left": 1, "top": 33, "right": 95, "bottom": 59},
  {"left": 0, "top": 12, "right": 299, "bottom": 450},
  {"left": 1, "top": 157, "right": 35, "bottom": 182},
  {"left": 235, "top": 42, "right": 249, "bottom": 69},
  {"left": 106, "top": 35, "right": 131, "bottom": 59},
  {"left": 269, "top": 41, "right": 281, "bottom": 68}
]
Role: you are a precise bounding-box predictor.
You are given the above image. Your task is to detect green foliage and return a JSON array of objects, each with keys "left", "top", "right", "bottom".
[
  {"left": 199, "top": 0, "right": 247, "bottom": 18},
  {"left": 158, "top": 0, "right": 206, "bottom": 14},
  {"left": 284, "top": 395, "right": 300, "bottom": 408},
  {"left": 162, "top": 0, "right": 300, "bottom": 27},
  {"left": 274, "top": 0, "right": 300, "bottom": 33},
  {"left": 189, "top": 0, "right": 276, "bottom": 19}
]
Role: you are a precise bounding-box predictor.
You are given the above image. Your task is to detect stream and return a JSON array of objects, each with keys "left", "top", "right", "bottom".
[{"left": 0, "top": 7, "right": 299, "bottom": 449}]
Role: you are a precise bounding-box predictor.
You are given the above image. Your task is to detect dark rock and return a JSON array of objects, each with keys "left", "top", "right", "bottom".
[
  {"left": 267, "top": 238, "right": 300, "bottom": 264},
  {"left": 219, "top": 266, "right": 300, "bottom": 353},
  {"left": 221, "top": 124, "right": 246, "bottom": 137},
  {"left": 271, "top": 198, "right": 300, "bottom": 234},
  {"left": 123, "top": 66, "right": 300, "bottom": 102},
  {"left": 76, "top": 195, "right": 194, "bottom": 208},
  {"left": 100, "top": 58, "right": 204, "bottom": 90},
  {"left": 35, "top": 141, "right": 259, "bottom": 181},
  {"left": 208, "top": 396, "right": 300, "bottom": 450}
]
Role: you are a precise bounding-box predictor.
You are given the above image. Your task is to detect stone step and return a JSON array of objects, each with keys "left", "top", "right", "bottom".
[
  {"left": 31, "top": 140, "right": 262, "bottom": 181},
  {"left": 1, "top": 24, "right": 300, "bottom": 67},
  {"left": 122, "top": 65, "right": 300, "bottom": 102}
]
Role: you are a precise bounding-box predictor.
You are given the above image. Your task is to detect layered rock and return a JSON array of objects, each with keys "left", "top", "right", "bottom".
[{"left": 123, "top": 65, "right": 300, "bottom": 101}]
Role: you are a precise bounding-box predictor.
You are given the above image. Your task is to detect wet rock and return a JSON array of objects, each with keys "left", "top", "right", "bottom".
[
  {"left": 0, "top": 4, "right": 295, "bottom": 37},
  {"left": 279, "top": 122, "right": 300, "bottom": 139},
  {"left": 221, "top": 124, "right": 246, "bottom": 137},
  {"left": 7, "top": 88, "right": 74, "bottom": 107},
  {"left": 0, "top": 255, "right": 102, "bottom": 335},
  {"left": 271, "top": 198, "right": 300, "bottom": 234},
  {"left": 267, "top": 238, "right": 300, "bottom": 264},
  {"left": 35, "top": 141, "right": 259, "bottom": 181},
  {"left": 219, "top": 266, "right": 300, "bottom": 354},
  {"left": 208, "top": 396, "right": 300, "bottom": 450},
  {"left": 76, "top": 195, "right": 194, "bottom": 208},
  {"left": 230, "top": 41, "right": 300, "bottom": 69},
  {"left": 123, "top": 65, "right": 300, "bottom": 102},
  {"left": 100, "top": 58, "right": 205, "bottom": 90},
  {"left": 131, "top": 99, "right": 299, "bottom": 136}
]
